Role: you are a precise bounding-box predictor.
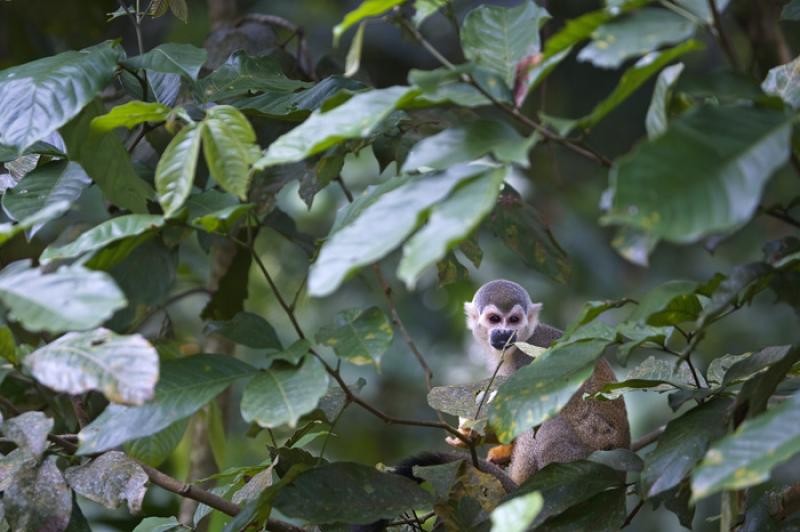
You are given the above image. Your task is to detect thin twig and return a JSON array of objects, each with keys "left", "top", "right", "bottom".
[
  {"left": 622, "top": 499, "right": 645, "bottom": 528},
  {"left": 116, "top": 0, "right": 148, "bottom": 99},
  {"left": 69, "top": 396, "right": 90, "bottom": 430},
  {"left": 760, "top": 204, "right": 800, "bottom": 229},
  {"left": 632, "top": 426, "right": 665, "bottom": 452},
  {"left": 394, "top": 14, "right": 612, "bottom": 168},
  {"left": 475, "top": 350, "right": 505, "bottom": 420},
  {"left": 707, "top": 0, "right": 740, "bottom": 71},
  {"left": 388, "top": 511, "right": 436, "bottom": 527},
  {"left": 130, "top": 287, "right": 212, "bottom": 333}
]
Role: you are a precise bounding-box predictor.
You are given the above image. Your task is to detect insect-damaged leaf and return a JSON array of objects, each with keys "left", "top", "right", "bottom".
[{"left": 65, "top": 451, "right": 149, "bottom": 513}]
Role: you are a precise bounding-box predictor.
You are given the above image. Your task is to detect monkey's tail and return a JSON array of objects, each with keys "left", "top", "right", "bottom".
[{"left": 350, "top": 451, "right": 516, "bottom": 532}]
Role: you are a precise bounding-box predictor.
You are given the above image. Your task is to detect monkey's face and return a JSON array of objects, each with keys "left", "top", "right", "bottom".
[{"left": 464, "top": 301, "right": 542, "bottom": 353}]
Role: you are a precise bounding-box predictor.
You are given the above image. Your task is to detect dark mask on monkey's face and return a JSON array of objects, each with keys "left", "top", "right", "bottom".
[{"left": 464, "top": 280, "right": 542, "bottom": 353}]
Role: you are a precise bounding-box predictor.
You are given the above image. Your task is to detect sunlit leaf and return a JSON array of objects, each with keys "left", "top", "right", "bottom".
[
  {"left": 202, "top": 105, "right": 260, "bottom": 199},
  {"left": 344, "top": 23, "right": 365, "bottom": 78},
  {"left": 0, "top": 261, "right": 126, "bottom": 333},
  {"left": 0, "top": 42, "right": 121, "bottom": 155},
  {"left": 491, "top": 491, "right": 543, "bottom": 532},
  {"left": 91, "top": 100, "right": 171, "bottom": 132},
  {"left": 333, "top": 0, "right": 404, "bottom": 45},
  {"left": 645, "top": 63, "right": 684, "bottom": 138},
  {"left": 24, "top": 328, "right": 159, "bottom": 405},
  {"left": 156, "top": 124, "right": 204, "bottom": 217}
]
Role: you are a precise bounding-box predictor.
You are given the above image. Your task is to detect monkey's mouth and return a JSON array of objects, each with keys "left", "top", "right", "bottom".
[{"left": 490, "top": 331, "right": 517, "bottom": 351}]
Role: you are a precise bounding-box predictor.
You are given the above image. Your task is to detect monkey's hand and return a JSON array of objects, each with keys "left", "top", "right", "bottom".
[
  {"left": 445, "top": 427, "right": 480, "bottom": 448},
  {"left": 486, "top": 444, "right": 514, "bottom": 466}
]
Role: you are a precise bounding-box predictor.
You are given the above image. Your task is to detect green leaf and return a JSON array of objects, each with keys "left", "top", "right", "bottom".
[
  {"left": 4, "top": 456, "right": 71, "bottom": 532},
  {"left": 514, "top": 47, "right": 571, "bottom": 107},
  {"left": 408, "top": 65, "right": 492, "bottom": 108},
  {"left": 0, "top": 41, "right": 121, "bottom": 154},
  {"left": 40, "top": 214, "right": 165, "bottom": 264},
  {"left": 192, "top": 203, "right": 254, "bottom": 233},
  {"left": 194, "top": 51, "right": 310, "bottom": 102},
  {"left": 491, "top": 491, "right": 544, "bottom": 532},
  {"left": 156, "top": 124, "right": 204, "bottom": 217},
  {"left": 398, "top": 167, "right": 507, "bottom": 288},
  {"left": 168, "top": 0, "right": 189, "bottom": 22},
  {"left": 333, "top": 0, "right": 404, "bottom": 45},
  {"left": 782, "top": 0, "right": 800, "bottom": 20},
  {"left": 90, "top": 100, "right": 171, "bottom": 132},
  {"left": 610, "top": 226, "right": 659, "bottom": 267},
  {"left": 77, "top": 354, "right": 256, "bottom": 454},
  {"left": 489, "top": 338, "right": 611, "bottom": 443},
  {"left": 576, "top": 40, "right": 703, "bottom": 130},
  {"left": 536, "top": 487, "right": 626, "bottom": 531},
  {"left": 486, "top": 185, "right": 570, "bottom": 284},
  {"left": 592, "top": 355, "right": 692, "bottom": 400},
  {"left": 2, "top": 411, "right": 53, "bottom": 458},
  {"left": 132, "top": 517, "right": 182, "bottom": 532},
  {"left": 267, "top": 339, "right": 312, "bottom": 365},
  {"left": 316, "top": 307, "right": 394, "bottom": 367},
  {"left": 721, "top": 345, "right": 793, "bottom": 387},
  {"left": 645, "top": 63, "right": 684, "bottom": 138},
  {"left": 1, "top": 160, "right": 91, "bottom": 234},
  {"left": 273, "top": 461, "right": 433, "bottom": 524},
  {"left": 61, "top": 99, "right": 154, "bottom": 213},
  {"left": 24, "top": 328, "right": 159, "bottom": 405},
  {"left": 577, "top": 8, "right": 696, "bottom": 69},
  {"left": 692, "top": 392, "right": 800, "bottom": 500},
  {"left": 427, "top": 376, "right": 508, "bottom": 420},
  {"left": 604, "top": 105, "right": 792, "bottom": 243},
  {"left": 202, "top": 105, "right": 260, "bottom": 200},
  {"left": 65, "top": 451, "right": 148, "bottom": 513},
  {"left": 0, "top": 201, "right": 71, "bottom": 248},
  {"left": 204, "top": 311, "right": 281, "bottom": 350},
  {"left": 514, "top": 461, "right": 624, "bottom": 528},
  {"left": 345, "top": 23, "right": 366, "bottom": 78},
  {"left": 0, "top": 261, "right": 126, "bottom": 333},
  {"left": 308, "top": 163, "right": 488, "bottom": 297},
  {"left": 256, "top": 86, "right": 417, "bottom": 168},
  {"left": 124, "top": 417, "right": 189, "bottom": 467},
  {"left": 674, "top": 0, "right": 730, "bottom": 24},
  {"left": 240, "top": 355, "right": 329, "bottom": 429},
  {"left": 123, "top": 43, "right": 206, "bottom": 79},
  {"left": 414, "top": 0, "right": 448, "bottom": 26},
  {"left": 642, "top": 398, "right": 731, "bottom": 497},
  {"left": 761, "top": 56, "right": 800, "bottom": 109},
  {"left": 402, "top": 120, "right": 537, "bottom": 172},
  {"left": 233, "top": 76, "right": 366, "bottom": 119},
  {"left": 460, "top": 1, "right": 551, "bottom": 87}
]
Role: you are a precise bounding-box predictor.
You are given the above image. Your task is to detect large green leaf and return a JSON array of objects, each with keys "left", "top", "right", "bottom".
[
  {"left": 0, "top": 201, "right": 71, "bottom": 248},
  {"left": 577, "top": 8, "right": 695, "bottom": 69},
  {"left": 91, "top": 100, "right": 171, "bottom": 133},
  {"left": 307, "top": 163, "right": 489, "bottom": 297},
  {"left": 460, "top": 1, "right": 550, "bottom": 87},
  {"left": 4, "top": 456, "right": 71, "bottom": 532},
  {"left": 24, "top": 328, "right": 159, "bottom": 405},
  {"left": 65, "top": 451, "right": 148, "bottom": 513},
  {"left": 0, "top": 261, "right": 126, "bottom": 333},
  {"left": 240, "top": 355, "right": 329, "bottom": 429},
  {"left": 408, "top": 65, "right": 493, "bottom": 108},
  {"left": 124, "top": 418, "right": 189, "bottom": 467},
  {"left": 316, "top": 307, "right": 394, "bottom": 367},
  {"left": 490, "top": 492, "right": 544, "bottom": 532},
  {"left": 486, "top": 186, "right": 570, "bottom": 284},
  {"left": 155, "top": 124, "right": 204, "bottom": 216},
  {"left": 256, "top": 86, "right": 417, "bottom": 168},
  {"left": 1, "top": 160, "right": 91, "bottom": 233},
  {"left": 761, "top": 56, "right": 800, "bottom": 109},
  {"left": 398, "top": 167, "right": 507, "bottom": 288},
  {"left": 641, "top": 398, "right": 731, "bottom": 498},
  {"left": 0, "top": 41, "right": 121, "bottom": 155},
  {"left": 605, "top": 105, "right": 792, "bottom": 243},
  {"left": 692, "top": 392, "right": 800, "bottom": 500},
  {"left": 204, "top": 311, "right": 281, "bottom": 350},
  {"left": 402, "top": 120, "right": 537, "bottom": 172},
  {"left": 194, "top": 51, "right": 310, "bottom": 102},
  {"left": 489, "top": 338, "right": 611, "bottom": 443},
  {"left": 77, "top": 354, "right": 255, "bottom": 454},
  {"left": 576, "top": 40, "right": 703, "bottom": 130},
  {"left": 513, "top": 460, "right": 624, "bottom": 527},
  {"left": 40, "top": 214, "right": 164, "bottom": 264},
  {"left": 273, "top": 462, "right": 433, "bottom": 524},
  {"left": 333, "top": 0, "right": 404, "bottom": 45},
  {"left": 60, "top": 99, "right": 154, "bottom": 213},
  {"left": 123, "top": 43, "right": 207, "bottom": 80},
  {"left": 645, "top": 63, "right": 684, "bottom": 138},
  {"left": 202, "top": 106, "right": 260, "bottom": 199}
]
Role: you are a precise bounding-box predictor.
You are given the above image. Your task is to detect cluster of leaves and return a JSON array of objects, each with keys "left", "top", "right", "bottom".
[{"left": 0, "top": 0, "right": 798, "bottom": 530}]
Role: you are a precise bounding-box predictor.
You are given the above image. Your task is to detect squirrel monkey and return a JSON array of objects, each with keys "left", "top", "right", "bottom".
[{"left": 454, "top": 279, "right": 630, "bottom": 485}]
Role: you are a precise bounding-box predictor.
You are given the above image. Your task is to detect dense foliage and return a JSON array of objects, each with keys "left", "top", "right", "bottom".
[{"left": 0, "top": 0, "right": 799, "bottom": 530}]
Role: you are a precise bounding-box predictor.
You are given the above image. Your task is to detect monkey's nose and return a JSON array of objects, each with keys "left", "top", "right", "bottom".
[{"left": 490, "top": 330, "right": 516, "bottom": 350}]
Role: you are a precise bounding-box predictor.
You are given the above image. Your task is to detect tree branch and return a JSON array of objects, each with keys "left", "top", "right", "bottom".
[{"left": 632, "top": 426, "right": 664, "bottom": 452}]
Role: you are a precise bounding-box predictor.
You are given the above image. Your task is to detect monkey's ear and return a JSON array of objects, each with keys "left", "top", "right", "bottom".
[
  {"left": 464, "top": 301, "right": 479, "bottom": 329},
  {"left": 527, "top": 302, "right": 543, "bottom": 324}
]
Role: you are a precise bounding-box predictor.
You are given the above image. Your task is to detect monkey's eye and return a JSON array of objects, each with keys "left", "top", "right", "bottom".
[
  {"left": 509, "top": 316, "right": 520, "bottom": 324},
  {"left": 488, "top": 314, "right": 501, "bottom": 324}
]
